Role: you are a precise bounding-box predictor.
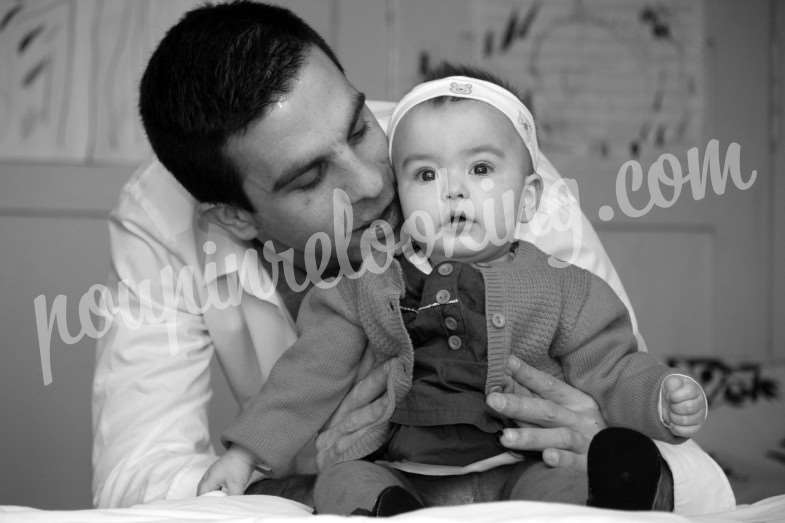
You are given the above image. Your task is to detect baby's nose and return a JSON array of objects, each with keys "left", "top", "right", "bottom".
[{"left": 442, "top": 170, "right": 468, "bottom": 200}]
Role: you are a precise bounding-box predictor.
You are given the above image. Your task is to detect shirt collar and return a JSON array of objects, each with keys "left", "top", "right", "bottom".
[
  {"left": 401, "top": 241, "right": 434, "bottom": 275},
  {"left": 197, "top": 218, "right": 282, "bottom": 307}
]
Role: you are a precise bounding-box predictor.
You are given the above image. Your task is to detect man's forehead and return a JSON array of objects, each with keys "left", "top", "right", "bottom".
[{"left": 227, "top": 48, "right": 357, "bottom": 189}]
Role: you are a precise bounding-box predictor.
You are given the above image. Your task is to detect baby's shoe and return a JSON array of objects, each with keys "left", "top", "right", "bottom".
[
  {"left": 350, "top": 486, "right": 424, "bottom": 517},
  {"left": 587, "top": 427, "right": 673, "bottom": 511}
]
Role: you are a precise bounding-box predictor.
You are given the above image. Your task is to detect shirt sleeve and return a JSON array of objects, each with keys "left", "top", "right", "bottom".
[
  {"left": 518, "top": 153, "right": 647, "bottom": 351},
  {"left": 92, "top": 202, "right": 217, "bottom": 508},
  {"left": 553, "top": 274, "right": 678, "bottom": 442},
  {"left": 222, "top": 283, "right": 368, "bottom": 477}
]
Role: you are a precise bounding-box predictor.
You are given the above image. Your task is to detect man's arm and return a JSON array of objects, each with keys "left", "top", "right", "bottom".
[{"left": 92, "top": 197, "right": 216, "bottom": 508}]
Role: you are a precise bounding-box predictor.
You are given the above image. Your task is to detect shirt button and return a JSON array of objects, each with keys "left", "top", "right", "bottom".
[
  {"left": 435, "top": 289, "right": 451, "bottom": 304},
  {"left": 437, "top": 263, "right": 454, "bottom": 276},
  {"left": 444, "top": 316, "right": 458, "bottom": 330},
  {"left": 448, "top": 335, "right": 462, "bottom": 350},
  {"left": 491, "top": 312, "right": 506, "bottom": 328}
]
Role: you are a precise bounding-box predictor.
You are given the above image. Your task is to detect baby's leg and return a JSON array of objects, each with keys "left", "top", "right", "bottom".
[
  {"left": 504, "top": 460, "right": 587, "bottom": 505},
  {"left": 314, "top": 460, "right": 421, "bottom": 515}
]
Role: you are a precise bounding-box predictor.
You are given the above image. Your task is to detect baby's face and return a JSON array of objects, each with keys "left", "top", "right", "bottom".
[{"left": 391, "top": 99, "right": 535, "bottom": 264}]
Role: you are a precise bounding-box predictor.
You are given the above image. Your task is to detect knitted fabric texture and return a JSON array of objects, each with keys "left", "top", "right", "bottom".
[{"left": 223, "top": 241, "right": 679, "bottom": 477}]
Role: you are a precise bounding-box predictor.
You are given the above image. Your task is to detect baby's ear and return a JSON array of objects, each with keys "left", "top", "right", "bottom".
[
  {"left": 518, "top": 172, "right": 543, "bottom": 223},
  {"left": 198, "top": 202, "right": 259, "bottom": 241}
]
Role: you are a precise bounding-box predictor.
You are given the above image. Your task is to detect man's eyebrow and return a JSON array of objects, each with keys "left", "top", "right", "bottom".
[
  {"left": 345, "top": 91, "right": 366, "bottom": 140},
  {"left": 272, "top": 92, "right": 367, "bottom": 193}
]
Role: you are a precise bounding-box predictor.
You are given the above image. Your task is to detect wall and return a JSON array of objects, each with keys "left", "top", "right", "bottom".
[{"left": 0, "top": 0, "right": 782, "bottom": 510}]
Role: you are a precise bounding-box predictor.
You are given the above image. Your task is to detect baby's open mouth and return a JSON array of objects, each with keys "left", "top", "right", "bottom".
[
  {"left": 448, "top": 212, "right": 472, "bottom": 229},
  {"left": 450, "top": 212, "right": 467, "bottom": 223}
]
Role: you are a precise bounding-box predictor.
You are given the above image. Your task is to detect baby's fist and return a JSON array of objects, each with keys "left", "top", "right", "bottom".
[
  {"left": 661, "top": 374, "right": 707, "bottom": 438},
  {"left": 197, "top": 446, "right": 256, "bottom": 496}
]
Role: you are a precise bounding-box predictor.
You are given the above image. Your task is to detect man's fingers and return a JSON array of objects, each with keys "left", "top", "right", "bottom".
[
  {"left": 500, "top": 427, "right": 588, "bottom": 454},
  {"left": 332, "top": 394, "right": 389, "bottom": 434},
  {"left": 325, "top": 361, "right": 389, "bottom": 430},
  {"left": 345, "top": 361, "right": 389, "bottom": 406},
  {"left": 488, "top": 392, "right": 579, "bottom": 429},
  {"left": 503, "top": 374, "right": 533, "bottom": 397},
  {"left": 317, "top": 396, "right": 387, "bottom": 458},
  {"left": 542, "top": 448, "right": 587, "bottom": 471},
  {"left": 506, "top": 356, "right": 593, "bottom": 409}
]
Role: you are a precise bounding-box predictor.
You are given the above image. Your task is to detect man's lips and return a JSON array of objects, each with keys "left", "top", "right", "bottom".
[{"left": 353, "top": 200, "right": 400, "bottom": 233}]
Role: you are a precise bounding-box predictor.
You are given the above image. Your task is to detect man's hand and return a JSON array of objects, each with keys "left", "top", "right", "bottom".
[
  {"left": 486, "top": 355, "right": 606, "bottom": 471},
  {"left": 197, "top": 445, "right": 256, "bottom": 495},
  {"left": 661, "top": 374, "right": 706, "bottom": 438},
  {"left": 314, "top": 358, "right": 392, "bottom": 470}
]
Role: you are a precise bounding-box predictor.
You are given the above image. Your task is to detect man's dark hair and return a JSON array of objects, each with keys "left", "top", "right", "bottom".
[
  {"left": 422, "top": 62, "right": 528, "bottom": 107},
  {"left": 139, "top": 1, "right": 343, "bottom": 211}
]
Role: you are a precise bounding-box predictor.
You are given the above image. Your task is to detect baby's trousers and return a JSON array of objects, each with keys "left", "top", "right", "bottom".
[{"left": 313, "top": 459, "right": 587, "bottom": 515}]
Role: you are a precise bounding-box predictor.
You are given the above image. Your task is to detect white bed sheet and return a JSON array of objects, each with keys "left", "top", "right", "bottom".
[{"left": 3, "top": 493, "right": 785, "bottom": 523}]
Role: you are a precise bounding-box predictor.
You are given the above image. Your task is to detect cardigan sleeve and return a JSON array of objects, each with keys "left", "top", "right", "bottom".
[
  {"left": 553, "top": 274, "right": 680, "bottom": 443},
  {"left": 221, "top": 281, "right": 368, "bottom": 477}
]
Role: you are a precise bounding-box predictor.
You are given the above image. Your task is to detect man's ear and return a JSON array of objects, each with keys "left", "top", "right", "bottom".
[
  {"left": 518, "top": 172, "right": 543, "bottom": 224},
  {"left": 198, "top": 202, "right": 259, "bottom": 241}
]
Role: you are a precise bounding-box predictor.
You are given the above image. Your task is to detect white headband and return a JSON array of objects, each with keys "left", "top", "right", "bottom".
[{"left": 387, "top": 75, "right": 540, "bottom": 171}]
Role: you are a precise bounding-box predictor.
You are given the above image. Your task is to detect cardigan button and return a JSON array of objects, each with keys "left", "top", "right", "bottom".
[
  {"left": 491, "top": 312, "right": 506, "bottom": 328},
  {"left": 435, "top": 289, "right": 451, "bottom": 304},
  {"left": 447, "top": 335, "right": 462, "bottom": 350},
  {"left": 437, "top": 263, "right": 454, "bottom": 276},
  {"left": 444, "top": 316, "right": 458, "bottom": 331}
]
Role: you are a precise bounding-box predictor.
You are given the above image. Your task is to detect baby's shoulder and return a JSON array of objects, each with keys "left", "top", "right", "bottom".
[{"left": 513, "top": 241, "right": 592, "bottom": 281}]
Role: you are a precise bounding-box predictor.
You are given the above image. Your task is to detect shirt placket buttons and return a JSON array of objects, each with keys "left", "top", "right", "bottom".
[
  {"left": 437, "top": 263, "right": 454, "bottom": 276},
  {"left": 435, "top": 289, "right": 451, "bottom": 304}
]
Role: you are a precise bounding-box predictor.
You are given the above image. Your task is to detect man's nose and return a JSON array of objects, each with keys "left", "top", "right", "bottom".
[{"left": 343, "top": 153, "right": 386, "bottom": 201}]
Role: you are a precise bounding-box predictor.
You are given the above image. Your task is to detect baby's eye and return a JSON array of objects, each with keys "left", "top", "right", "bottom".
[
  {"left": 415, "top": 168, "right": 437, "bottom": 182},
  {"left": 471, "top": 163, "right": 492, "bottom": 175}
]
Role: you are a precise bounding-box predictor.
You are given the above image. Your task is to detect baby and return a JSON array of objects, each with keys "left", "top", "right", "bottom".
[{"left": 199, "top": 68, "right": 708, "bottom": 515}]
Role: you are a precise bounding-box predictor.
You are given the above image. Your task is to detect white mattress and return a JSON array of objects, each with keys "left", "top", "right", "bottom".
[{"left": 3, "top": 493, "right": 785, "bottom": 523}]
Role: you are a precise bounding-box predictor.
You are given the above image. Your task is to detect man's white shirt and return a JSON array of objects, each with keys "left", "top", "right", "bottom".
[{"left": 92, "top": 101, "right": 733, "bottom": 514}]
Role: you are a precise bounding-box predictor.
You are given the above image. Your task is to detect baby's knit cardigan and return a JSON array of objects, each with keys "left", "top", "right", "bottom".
[{"left": 223, "top": 241, "right": 678, "bottom": 476}]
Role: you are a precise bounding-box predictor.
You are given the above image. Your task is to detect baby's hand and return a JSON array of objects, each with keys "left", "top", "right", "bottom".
[
  {"left": 197, "top": 445, "right": 257, "bottom": 496},
  {"left": 660, "top": 375, "right": 707, "bottom": 438}
]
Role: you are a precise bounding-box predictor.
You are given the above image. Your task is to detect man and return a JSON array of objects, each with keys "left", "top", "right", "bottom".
[{"left": 92, "top": 0, "right": 734, "bottom": 513}]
